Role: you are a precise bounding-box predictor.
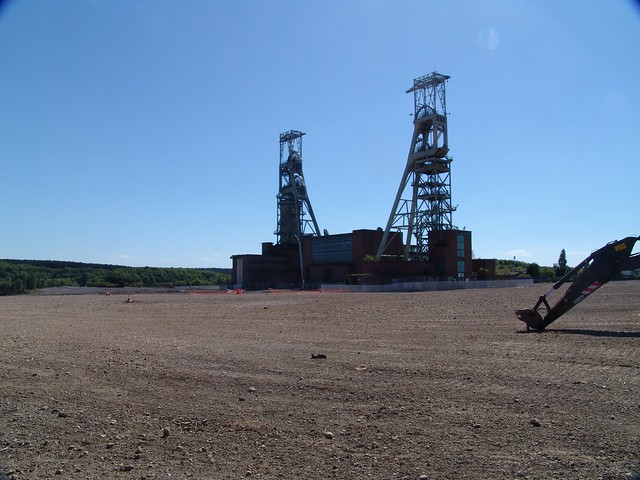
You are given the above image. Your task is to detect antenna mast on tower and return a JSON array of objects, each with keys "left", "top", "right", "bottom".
[
  {"left": 276, "top": 130, "right": 321, "bottom": 244},
  {"left": 376, "top": 72, "right": 455, "bottom": 260}
]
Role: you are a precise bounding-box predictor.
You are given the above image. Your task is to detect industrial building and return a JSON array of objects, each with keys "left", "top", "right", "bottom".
[{"left": 231, "top": 72, "right": 496, "bottom": 290}]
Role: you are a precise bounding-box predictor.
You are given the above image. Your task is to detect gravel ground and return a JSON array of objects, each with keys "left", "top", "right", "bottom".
[{"left": 1, "top": 282, "right": 639, "bottom": 479}]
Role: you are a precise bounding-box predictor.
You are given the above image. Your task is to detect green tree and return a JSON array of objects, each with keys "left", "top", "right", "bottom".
[
  {"left": 475, "top": 267, "right": 488, "bottom": 279},
  {"left": 556, "top": 249, "right": 568, "bottom": 277},
  {"left": 526, "top": 262, "right": 540, "bottom": 277},
  {"left": 12, "top": 277, "right": 26, "bottom": 294},
  {"left": 78, "top": 272, "right": 89, "bottom": 287},
  {"left": 540, "top": 267, "right": 555, "bottom": 280}
]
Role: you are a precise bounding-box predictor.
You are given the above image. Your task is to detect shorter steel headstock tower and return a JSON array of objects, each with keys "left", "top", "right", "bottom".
[
  {"left": 276, "top": 130, "right": 321, "bottom": 244},
  {"left": 377, "top": 72, "right": 456, "bottom": 260}
]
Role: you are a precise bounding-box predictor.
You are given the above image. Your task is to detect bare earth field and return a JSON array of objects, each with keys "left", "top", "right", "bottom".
[{"left": 1, "top": 282, "right": 639, "bottom": 480}]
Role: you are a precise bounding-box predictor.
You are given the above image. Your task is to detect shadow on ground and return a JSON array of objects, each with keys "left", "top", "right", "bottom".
[{"left": 550, "top": 328, "right": 640, "bottom": 338}]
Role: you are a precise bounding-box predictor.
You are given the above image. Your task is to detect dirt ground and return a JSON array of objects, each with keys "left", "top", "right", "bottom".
[{"left": 1, "top": 282, "right": 639, "bottom": 480}]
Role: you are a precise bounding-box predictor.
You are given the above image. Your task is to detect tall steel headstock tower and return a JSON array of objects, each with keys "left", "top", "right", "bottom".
[
  {"left": 376, "top": 72, "right": 455, "bottom": 260},
  {"left": 276, "top": 130, "right": 321, "bottom": 244}
]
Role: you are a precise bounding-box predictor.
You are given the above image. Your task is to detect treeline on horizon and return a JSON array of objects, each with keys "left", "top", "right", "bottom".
[
  {"left": 0, "top": 259, "right": 231, "bottom": 296},
  {"left": 494, "top": 259, "right": 560, "bottom": 279}
]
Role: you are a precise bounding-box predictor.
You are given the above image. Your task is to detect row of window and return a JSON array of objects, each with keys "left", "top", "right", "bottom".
[{"left": 457, "top": 234, "right": 465, "bottom": 276}]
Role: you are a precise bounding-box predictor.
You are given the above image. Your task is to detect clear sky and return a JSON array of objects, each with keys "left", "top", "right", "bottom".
[{"left": 1, "top": 0, "right": 639, "bottom": 269}]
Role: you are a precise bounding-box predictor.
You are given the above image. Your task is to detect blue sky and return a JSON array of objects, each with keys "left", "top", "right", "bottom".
[{"left": 1, "top": 0, "right": 639, "bottom": 269}]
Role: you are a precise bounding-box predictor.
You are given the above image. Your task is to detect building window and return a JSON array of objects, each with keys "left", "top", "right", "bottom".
[
  {"left": 312, "top": 234, "right": 353, "bottom": 263},
  {"left": 457, "top": 234, "right": 465, "bottom": 258}
]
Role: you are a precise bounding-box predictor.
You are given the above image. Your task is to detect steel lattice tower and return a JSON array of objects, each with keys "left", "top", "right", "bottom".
[
  {"left": 276, "top": 130, "right": 320, "bottom": 244},
  {"left": 376, "top": 72, "right": 456, "bottom": 260}
]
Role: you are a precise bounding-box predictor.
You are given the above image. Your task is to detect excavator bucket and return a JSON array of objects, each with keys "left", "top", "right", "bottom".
[
  {"left": 515, "top": 308, "right": 544, "bottom": 331},
  {"left": 515, "top": 236, "right": 640, "bottom": 332}
]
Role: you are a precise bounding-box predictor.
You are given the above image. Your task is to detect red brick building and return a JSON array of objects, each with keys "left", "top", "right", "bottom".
[{"left": 231, "top": 228, "right": 494, "bottom": 290}]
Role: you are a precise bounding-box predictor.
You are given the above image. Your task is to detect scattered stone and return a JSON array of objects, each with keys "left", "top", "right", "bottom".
[
  {"left": 311, "top": 353, "right": 327, "bottom": 360},
  {"left": 248, "top": 387, "right": 256, "bottom": 392},
  {"left": 530, "top": 418, "right": 541, "bottom": 427},
  {"left": 239, "top": 397, "right": 246, "bottom": 402},
  {"left": 106, "top": 443, "right": 115, "bottom": 449},
  {"left": 57, "top": 411, "right": 68, "bottom": 418},
  {"left": 324, "top": 431, "right": 334, "bottom": 439},
  {"left": 420, "top": 475, "right": 428, "bottom": 480},
  {"left": 162, "top": 427, "right": 171, "bottom": 438},
  {"left": 115, "top": 464, "right": 134, "bottom": 472}
]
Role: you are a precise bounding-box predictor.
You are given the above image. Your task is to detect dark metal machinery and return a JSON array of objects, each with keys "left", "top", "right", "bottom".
[
  {"left": 516, "top": 236, "right": 640, "bottom": 331},
  {"left": 377, "top": 72, "right": 455, "bottom": 261},
  {"left": 276, "top": 130, "right": 320, "bottom": 245}
]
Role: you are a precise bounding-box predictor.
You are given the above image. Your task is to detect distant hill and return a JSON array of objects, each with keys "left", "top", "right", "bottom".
[{"left": 0, "top": 259, "right": 231, "bottom": 296}]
